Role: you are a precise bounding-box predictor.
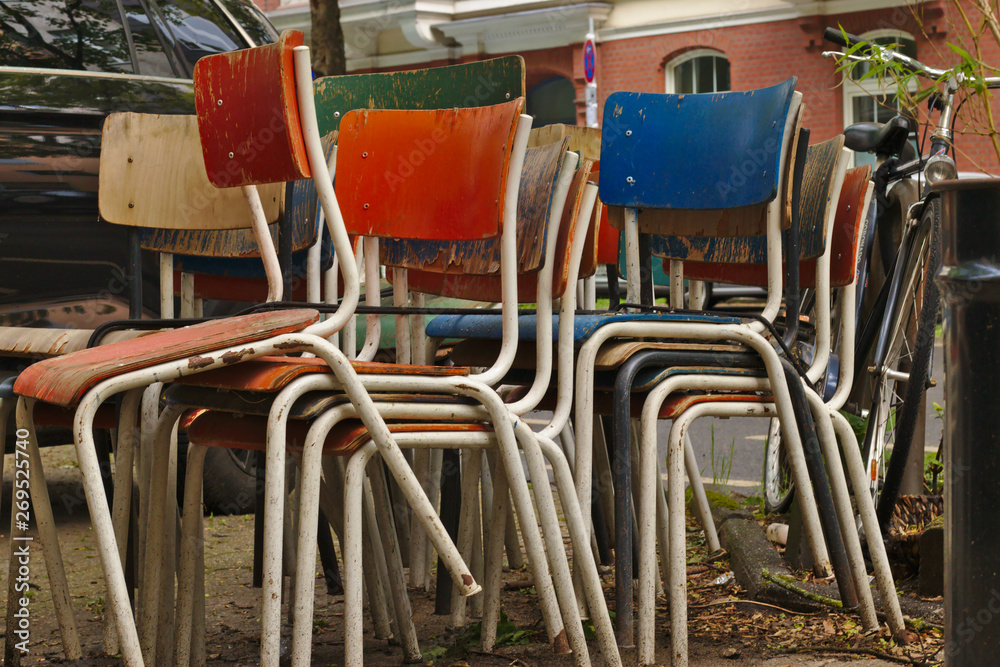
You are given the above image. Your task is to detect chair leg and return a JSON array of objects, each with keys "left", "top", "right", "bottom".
[
  {"left": 175, "top": 443, "right": 207, "bottom": 667},
  {"left": 503, "top": 501, "right": 523, "bottom": 570},
  {"left": 344, "top": 442, "right": 376, "bottom": 667},
  {"left": 666, "top": 417, "right": 690, "bottom": 667},
  {"left": 15, "top": 399, "right": 83, "bottom": 660},
  {"left": 74, "top": 393, "right": 144, "bottom": 666},
  {"left": 450, "top": 448, "right": 481, "bottom": 628},
  {"left": 829, "top": 410, "right": 906, "bottom": 638},
  {"left": 361, "top": 471, "right": 394, "bottom": 639},
  {"left": 534, "top": 433, "right": 622, "bottom": 667},
  {"left": 683, "top": 433, "right": 721, "bottom": 552},
  {"left": 408, "top": 449, "right": 430, "bottom": 589},
  {"left": 805, "top": 392, "right": 878, "bottom": 631},
  {"left": 480, "top": 450, "right": 507, "bottom": 652},
  {"left": 156, "top": 421, "right": 180, "bottom": 666},
  {"left": 518, "top": 430, "right": 589, "bottom": 666},
  {"left": 425, "top": 448, "right": 444, "bottom": 578},
  {"left": 368, "top": 459, "right": 421, "bottom": 661},
  {"left": 138, "top": 404, "right": 183, "bottom": 665},
  {"left": 469, "top": 477, "right": 484, "bottom": 620},
  {"left": 104, "top": 388, "right": 142, "bottom": 655}
]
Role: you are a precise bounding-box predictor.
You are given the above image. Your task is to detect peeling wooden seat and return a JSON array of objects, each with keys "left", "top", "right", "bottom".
[
  {"left": 173, "top": 354, "right": 470, "bottom": 393},
  {"left": 12, "top": 309, "right": 319, "bottom": 407},
  {"left": 187, "top": 411, "right": 492, "bottom": 455},
  {"left": 164, "top": 384, "right": 479, "bottom": 420},
  {"left": 0, "top": 327, "right": 151, "bottom": 359}
]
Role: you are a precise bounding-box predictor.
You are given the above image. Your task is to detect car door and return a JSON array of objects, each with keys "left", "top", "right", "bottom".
[{"left": 0, "top": 0, "right": 256, "bottom": 327}]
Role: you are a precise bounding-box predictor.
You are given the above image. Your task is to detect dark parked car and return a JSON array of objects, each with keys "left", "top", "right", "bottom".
[{"left": 0, "top": 0, "right": 279, "bottom": 514}]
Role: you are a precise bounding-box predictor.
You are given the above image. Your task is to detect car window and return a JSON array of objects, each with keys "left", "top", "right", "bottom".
[
  {"left": 151, "top": 0, "right": 244, "bottom": 73},
  {"left": 217, "top": 0, "right": 277, "bottom": 46},
  {"left": 121, "top": 0, "right": 176, "bottom": 77},
  {"left": 0, "top": 0, "right": 132, "bottom": 72}
]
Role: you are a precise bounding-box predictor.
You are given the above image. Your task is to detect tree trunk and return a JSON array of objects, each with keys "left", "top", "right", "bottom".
[{"left": 310, "top": 0, "right": 345, "bottom": 77}]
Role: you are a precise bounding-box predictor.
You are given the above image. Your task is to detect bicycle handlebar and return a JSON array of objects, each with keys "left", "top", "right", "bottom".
[
  {"left": 823, "top": 27, "right": 862, "bottom": 49},
  {"left": 823, "top": 25, "right": 1000, "bottom": 88}
]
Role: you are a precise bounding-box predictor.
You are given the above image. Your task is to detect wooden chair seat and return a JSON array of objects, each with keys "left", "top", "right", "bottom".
[
  {"left": 172, "top": 354, "right": 470, "bottom": 393},
  {"left": 426, "top": 311, "right": 740, "bottom": 345},
  {"left": 0, "top": 327, "right": 150, "bottom": 359},
  {"left": 187, "top": 411, "right": 492, "bottom": 455},
  {"left": 164, "top": 384, "right": 479, "bottom": 420},
  {"left": 12, "top": 309, "right": 319, "bottom": 407}
]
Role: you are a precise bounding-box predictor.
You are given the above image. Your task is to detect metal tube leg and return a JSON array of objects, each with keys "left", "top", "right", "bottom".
[
  {"left": 518, "top": 430, "right": 589, "bottom": 667},
  {"left": 344, "top": 443, "right": 376, "bottom": 667},
  {"left": 138, "top": 404, "right": 183, "bottom": 665},
  {"left": 361, "top": 471, "right": 394, "bottom": 639},
  {"left": 409, "top": 449, "right": 430, "bottom": 588},
  {"left": 805, "top": 390, "right": 878, "bottom": 631},
  {"left": 74, "top": 394, "right": 143, "bottom": 666},
  {"left": 291, "top": 431, "right": 325, "bottom": 667},
  {"left": 368, "top": 459, "right": 421, "bottom": 661},
  {"left": 425, "top": 448, "right": 444, "bottom": 578},
  {"left": 830, "top": 410, "right": 905, "bottom": 637},
  {"left": 503, "top": 501, "right": 523, "bottom": 570},
  {"left": 175, "top": 444, "right": 207, "bottom": 667},
  {"left": 683, "top": 433, "right": 720, "bottom": 552},
  {"left": 156, "top": 421, "right": 180, "bottom": 666},
  {"left": 16, "top": 399, "right": 83, "bottom": 660},
  {"left": 666, "top": 418, "right": 689, "bottom": 667},
  {"left": 534, "top": 434, "right": 622, "bottom": 667},
  {"left": 451, "top": 448, "right": 482, "bottom": 628},
  {"left": 104, "top": 388, "right": 142, "bottom": 655},
  {"left": 480, "top": 450, "right": 507, "bottom": 652},
  {"left": 469, "top": 476, "right": 485, "bottom": 620}
]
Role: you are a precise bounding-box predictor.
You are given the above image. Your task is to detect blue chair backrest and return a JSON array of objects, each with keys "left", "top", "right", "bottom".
[{"left": 598, "top": 78, "right": 797, "bottom": 211}]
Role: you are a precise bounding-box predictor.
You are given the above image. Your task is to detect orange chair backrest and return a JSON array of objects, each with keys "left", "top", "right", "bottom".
[
  {"left": 194, "top": 30, "right": 310, "bottom": 188},
  {"left": 334, "top": 98, "right": 524, "bottom": 241}
]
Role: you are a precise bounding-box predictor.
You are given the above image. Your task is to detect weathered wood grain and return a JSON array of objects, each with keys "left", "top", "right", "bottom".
[
  {"left": 379, "top": 137, "right": 567, "bottom": 279},
  {"left": 599, "top": 80, "right": 797, "bottom": 210},
  {"left": 679, "top": 135, "right": 848, "bottom": 273},
  {"left": 194, "top": 30, "right": 310, "bottom": 187},
  {"left": 400, "top": 156, "right": 593, "bottom": 301},
  {"left": 12, "top": 309, "right": 319, "bottom": 407},
  {"left": 99, "top": 113, "right": 282, "bottom": 230},
  {"left": 313, "top": 56, "right": 524, "bottom": 136},
  {"left": 528, "top": 124, "right": 602, "bottom": 161}
]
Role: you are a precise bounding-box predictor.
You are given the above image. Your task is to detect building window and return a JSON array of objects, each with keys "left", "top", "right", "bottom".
[
  {"left": 665, "top": 49, "right": 729, "bottom": 94},
  {"left": 526, "top": 75, "right": 576, "bottom": 128},
  {"left": 843, "top": 31, "right": 918, "bottom": 167}
]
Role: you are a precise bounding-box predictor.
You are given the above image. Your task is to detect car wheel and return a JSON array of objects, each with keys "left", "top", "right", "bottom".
[{"left": 201, "top": 447, "right": 257, "bottom": 516}]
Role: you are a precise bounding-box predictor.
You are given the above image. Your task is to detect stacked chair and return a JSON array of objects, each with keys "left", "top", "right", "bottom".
[{"left": 0, "top": 30, "right": 910, "bottom": 667}]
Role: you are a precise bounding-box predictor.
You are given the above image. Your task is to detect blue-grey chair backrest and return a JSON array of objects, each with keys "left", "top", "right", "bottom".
[{"left": 598, "top": 77, "right": 796, "bottom": 211}]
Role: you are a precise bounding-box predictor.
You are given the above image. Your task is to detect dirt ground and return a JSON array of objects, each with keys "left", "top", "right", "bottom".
[{"left": 0, "top": 445, "right": 946, "bottom": 666}]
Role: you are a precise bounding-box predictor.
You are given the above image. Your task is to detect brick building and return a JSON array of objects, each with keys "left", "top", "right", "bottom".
[{"left": 254, "top": 0, "right": 1000, "bottom": 171}]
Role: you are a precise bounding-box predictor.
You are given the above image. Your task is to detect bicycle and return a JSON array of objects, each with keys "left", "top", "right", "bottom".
[{"left": 763, "top": 27, "right": 999, "bottom": 533}]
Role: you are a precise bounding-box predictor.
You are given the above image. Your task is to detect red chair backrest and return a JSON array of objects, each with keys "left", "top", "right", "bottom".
[{"left": 194, "top": 30, "right": 310, "bottom": 188}]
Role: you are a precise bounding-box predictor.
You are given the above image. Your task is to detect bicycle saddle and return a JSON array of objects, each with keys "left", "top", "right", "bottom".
[{"left": 844, "top": 115, "right": 916, "bottom": 160}]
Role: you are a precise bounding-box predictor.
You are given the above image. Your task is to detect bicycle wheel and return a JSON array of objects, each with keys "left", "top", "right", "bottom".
[
  {"left": 860, "top": 199, "right": 941, "bottom": 528},
  {"left": 762, "top": 417, "right": 795, "bottom": 513}
]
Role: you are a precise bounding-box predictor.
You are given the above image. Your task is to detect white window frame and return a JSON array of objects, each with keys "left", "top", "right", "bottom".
[
  {"left": 664, "top": 48, "right": 729, "bottom": 94},
  {"left": 842, "top": 30, "right": 918, "bottom": 137}
]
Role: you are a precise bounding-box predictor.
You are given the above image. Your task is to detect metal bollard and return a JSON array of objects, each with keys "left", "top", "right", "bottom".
[{"left": 934, "top": 179, "right": 1000, "bottom": 666}]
